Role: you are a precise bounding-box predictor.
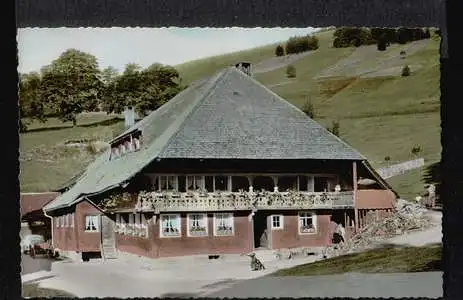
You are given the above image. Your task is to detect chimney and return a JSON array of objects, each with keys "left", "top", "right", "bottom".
[
  {"left": 234, "top": 62, "right": 252, "bottom": 76},
  {"left": 123, "top": 106, "right": 135, "bottom": 128}
]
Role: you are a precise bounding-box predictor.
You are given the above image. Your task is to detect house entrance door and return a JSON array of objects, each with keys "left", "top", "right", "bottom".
[
  {"left": 100, "top": 215, "right": 117, "bottom": 259},
  {"left": 253, "top": 212, "right": 269, "bottom": 249}
]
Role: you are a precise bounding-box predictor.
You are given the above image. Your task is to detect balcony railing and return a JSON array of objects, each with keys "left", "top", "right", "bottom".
[{"left": 135, "top": 190, "right": 354, "bottom": 213}]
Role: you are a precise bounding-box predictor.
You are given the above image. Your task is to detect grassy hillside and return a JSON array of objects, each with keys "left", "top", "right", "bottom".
[{"left": 19, "top": 29, "right": 441, "bottom": 200}]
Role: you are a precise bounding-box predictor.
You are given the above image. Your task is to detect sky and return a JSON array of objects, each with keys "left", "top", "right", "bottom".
[{"left": 17, "top": 27, "right": 318, "bottom": 74}]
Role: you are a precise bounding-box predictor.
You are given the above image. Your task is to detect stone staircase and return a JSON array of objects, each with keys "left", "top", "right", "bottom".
[{"left": 101, "top": 238, "right": 117, "bottom": 260}]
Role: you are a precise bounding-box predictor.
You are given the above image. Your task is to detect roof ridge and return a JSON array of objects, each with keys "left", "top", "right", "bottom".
[
  {"left": 238, "top": 69, "right": 366, "bottom": 160},
  {"left": 156, "top": 68, "right": 231, "bottom": 158}
]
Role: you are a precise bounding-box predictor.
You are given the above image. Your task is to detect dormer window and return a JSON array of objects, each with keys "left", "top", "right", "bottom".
[
  {"left": 127, "top": 140, "right": 134, "bottom": 152},
  {"left": 110, "top": 130, "right": 142, "bottom": 160},
  {"left": 133, "top": 138, "right": 140, "bottom": 150},
  {"left": 112, "top": 147, "right": 120, "bottom": 159}
]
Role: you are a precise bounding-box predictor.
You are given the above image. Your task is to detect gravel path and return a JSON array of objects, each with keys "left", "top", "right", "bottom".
[
  {"left": 253, "top": 51, "right": 314, "bottom": 74},
  {"left": 206, "top": 272, "right": 443, "bottom": 298}
]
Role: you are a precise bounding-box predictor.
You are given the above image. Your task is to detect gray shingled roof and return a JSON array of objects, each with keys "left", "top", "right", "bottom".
[{"left": 44, "top": 67, "right": 365, "bottom": 212}]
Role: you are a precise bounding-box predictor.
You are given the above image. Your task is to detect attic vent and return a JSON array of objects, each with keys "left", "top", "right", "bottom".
[{"left": 235, "top": 62, "right": 252, "bottom": 76}]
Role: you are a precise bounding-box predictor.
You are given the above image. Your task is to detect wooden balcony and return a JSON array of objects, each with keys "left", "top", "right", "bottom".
[{"left": 135, "top": 190, "right": 355, "bottom": 213}]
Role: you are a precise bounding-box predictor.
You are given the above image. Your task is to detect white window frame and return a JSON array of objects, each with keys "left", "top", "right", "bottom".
[
  {"left": 64, "top": 214, "right": 69, "bottom": 228},
  {"left": 298, "top": 212, "right": 317, "bottom": 235},
  {"left": 135, "top": 213, "right": 141, "bottom": 235},
  {"left": 127, "top": 140, "right": 134, "bottom": 152},
  {"left": 187, "top": 213, "right": 208, "bottom": 237},
  {"left": 160, "top": 214, "right": 181, "bottom": 238},
  {"left": 115, "top": 214, "right": 121, "bottom": 233},
  {"left": 120, "top": 214, "right": 127, "bottom": 234},
  {"left": 128, "top": 214, "right": 134, "bottom": 235},
  {"left": 70, "top": 213, "right": 74, "bottom": 228},
  {"left": 133, "top": 138, "right": 141, "bottom": 150},
  {"left": 55, "top": 216, "right": 60, "bottom": 228},
  {"left": 271, "top": 215, "right": 284, "bottom": 230},
  {"left": 159, "top": 175, "right": 178, "bottom": 191},
  {"left": 140, "top": 213, "right": 149, "bottom": 237},
  {"left": 213, "top": 213, "right": 234, "bottom": 236},
  {"left": 85, "top": 215, "right": 100, "bottom": 232},
  {"left": 186, "top": 175, "right": 205, "bottom": 191}
]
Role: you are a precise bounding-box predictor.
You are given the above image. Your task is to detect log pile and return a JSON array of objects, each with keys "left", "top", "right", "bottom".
[{"left": 323, "top": 199, "right": 432, "bottom": 258}]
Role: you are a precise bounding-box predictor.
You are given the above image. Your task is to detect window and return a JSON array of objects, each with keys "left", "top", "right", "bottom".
[
  {"left": 271, "top": 215, "right": 284, "bottom": 230},
  {"left": 133, "top": 138, "right": 140, "bottom": 150},
  {"left": 214, "top": 176, "right": 229, "bottom": 191},
  {"left": 116, "top": 214, "right": 121, "bottom": 232},
  {"left": 278, "top": 176, "right": 298, "bottom": 192},
  {"left": 160, "top": 214, "right": 181, "bottom": 237},
  {"left": 113, "top": 147, "right": 120, "bottom": 159},
  {"left": 186, "top": 176, "right": 204, "bottom": 191},
  {"left": 160, "top": 176, "right": 177, "bottom": 191},
  {"left": 135, "top": 213, "right": 141, "bottom": 235},
  {"left": 298, "top": 175, "right": 308, "bottom": 191},
  {"left": 178, "top": 176, "right": 187, "bottom": 192},
  {"left": 195, "top": 176, "right": 204, "bottom": 190},
  {"left": 314, "top": 177, "right": 329, "bottom": 192},
  {"left": 55, "top": 216, "right": 60, "bottom": 228},
  {"left": 128, "top": 214, "right": 134, "bottom": 234},
  {"left": 204, "top": 176, "right": 214, "bottom": 192},
  {"left": 298, "top": 212, "right": 317, "bottom": 234},
  {"left": 151, "top": 176, "right": 160, "bottom": 192},
  {"left": 85, "top": 215, "right": 100, "bottom": 232},
  {"left": 187, "top": 214, "right": 208, "bottom": 237},
  {"left": 214, "top": 213, "right": 234, "bottom": 236},
  {"left": 118, "top": 214, "right": 127, "bottom": 234},
  {"left": 140, "top": 214, "right": 149, "bottom": 237},
  {"left": 70, "top": 213, "right": 74, "bottom": 228},
  {"left": 64, "top": 214, "right": 68, "bottom": 227},
  {"left": 231, "top": 176, "right": 249, "bottom": 192},
  {"left": 127, "top": 140, "right": 134, "bottom": 152}
]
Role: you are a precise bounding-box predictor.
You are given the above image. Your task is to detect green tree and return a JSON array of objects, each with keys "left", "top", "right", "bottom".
[
  {"left": 377, "top": 37, "right": 387, "bottom": 51},
  {"left": 102, "top": 63, "right": 183, "bottom": 117},
  {"left": 275, "top": 45, "right": 285, "bottom": 56},
  {"left": 18, "top": 72, "right": 47, "bottom": 131},
  {"left": 308, "top": 36, "right": 319, "bottom": 50},
  {"left": 286, "top": 65, "right": 296, "bottom": 78},
  {"left": 40, "top": 49, "right": 103, "bottom": 126}
]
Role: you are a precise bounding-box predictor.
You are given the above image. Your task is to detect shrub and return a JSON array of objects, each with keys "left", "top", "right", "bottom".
[
  {"left": 275, "top": 45, "right": 285, "bottom": 57},
  {"left": 286, "top": 65, "right": 297, "bottom": 78},
  {"left": 285, "top": 35, "right": 319, "bottom": 55},
  {"left": 401, "top": 65, "right": 411, "bottom": 77},
  {"left": 377, "top": 38, "right": 387, "bottom": 51},
  {"left": 384, "top": 156, "right": 391, "bottom": 162},
  {"left": 301, "top": 99, "right": 315, "bottom": 118},
  {"left": 411, "top": 145, "right": 422, "bottom": 156},
  {"left": 308, "top": 36, "right": 319, "bottom": 50},
  {"left": 329, "top": 120, "right": 340, "bottom": 137}
]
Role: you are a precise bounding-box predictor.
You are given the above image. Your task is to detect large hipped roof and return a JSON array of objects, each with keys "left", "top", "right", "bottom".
[{"left": 44, "top": 67, "right": 365, "bottom": 212}]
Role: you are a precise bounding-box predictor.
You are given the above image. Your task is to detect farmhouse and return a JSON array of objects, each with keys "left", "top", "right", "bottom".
[{"left": 43, "top": 64, "right": 397, "bottom": 261}]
